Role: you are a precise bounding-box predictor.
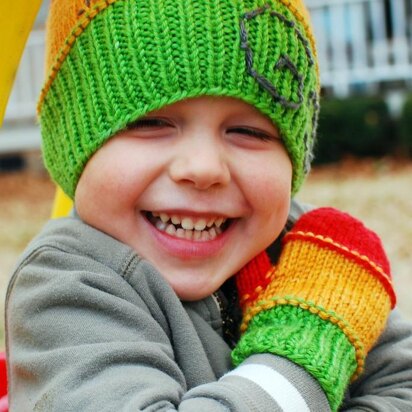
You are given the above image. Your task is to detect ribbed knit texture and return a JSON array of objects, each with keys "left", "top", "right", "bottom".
[
  {"left": 232, "top": 305, "right": 357, "bottom": 412},
  {"left": 38, "top": 0, "right": 319, "bottom": 198},
  {"left": 234, "top": 207, "right": 396, "bottom": 411}
]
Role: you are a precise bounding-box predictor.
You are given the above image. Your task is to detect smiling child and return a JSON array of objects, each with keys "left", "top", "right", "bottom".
[{"left": 5, "top": 0, "right": 412, "bottom": 411}]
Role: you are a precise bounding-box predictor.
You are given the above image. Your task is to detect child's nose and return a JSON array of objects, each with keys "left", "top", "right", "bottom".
[{"left": 169, "top": 137, "right": 231, "bottom": 190}]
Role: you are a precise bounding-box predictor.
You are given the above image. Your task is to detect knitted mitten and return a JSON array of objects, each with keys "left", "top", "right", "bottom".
[{"left": 232, "top": 207, "right": 396, "bottom": 411}]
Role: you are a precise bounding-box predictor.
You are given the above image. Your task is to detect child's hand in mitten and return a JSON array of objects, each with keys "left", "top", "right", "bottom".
[{"left": 232, "top": 207, "right": 396, "bottom": 411}]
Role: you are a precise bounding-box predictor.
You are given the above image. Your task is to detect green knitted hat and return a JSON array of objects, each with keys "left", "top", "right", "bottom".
[{"left": 39, "top": 0, "right": 320, "bottom": 198}]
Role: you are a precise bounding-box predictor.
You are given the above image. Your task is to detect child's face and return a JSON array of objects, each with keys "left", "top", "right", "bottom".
[{"left": 75, "top": 97, "right": 292, "bottom": 300}]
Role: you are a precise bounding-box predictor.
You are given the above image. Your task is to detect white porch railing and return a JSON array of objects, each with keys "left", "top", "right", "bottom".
[
  {"left": 2, "top": 0, "right": 412, "bottom": 125},
  {"left": 3, "top": 30, "right": 45, "bottom": 123},
  {"left": 0, "top": 30, "right": 44, "bottom": 154},
  {"left": 307, "top": 0, "right": 412, "bottom": 96}
]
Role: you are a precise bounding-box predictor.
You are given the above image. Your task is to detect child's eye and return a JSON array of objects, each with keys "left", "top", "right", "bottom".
[
  {"left": 127, "top": 117, "right": 172, "bottom": 131},
  {"left": 227, "top": 127, "right": 274, "bottom": 141}
]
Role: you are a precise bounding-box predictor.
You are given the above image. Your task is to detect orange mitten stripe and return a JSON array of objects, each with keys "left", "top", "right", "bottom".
[
  {"left": 284, "top": 231, "right": 396, "bottom": 307},
  {"left": 242, "top": 240, "right": 392, "bottom": 352}
]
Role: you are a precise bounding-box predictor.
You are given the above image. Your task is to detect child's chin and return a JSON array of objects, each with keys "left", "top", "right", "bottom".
[
  {"left": 173, "top": 285, "right": 208, "bottom": 301},
  {"left": 170, "top": 279, "right": 218, "bottom": 302}
]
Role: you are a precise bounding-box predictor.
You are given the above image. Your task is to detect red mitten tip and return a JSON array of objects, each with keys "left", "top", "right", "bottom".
[
  {"left": 288, "top": 207, "right": 391, "bottom": 277},
  {"left": 285, "top": 207, "right": 396, "bottom": 307},
  {"left": 236, "top": 251, "right": 272, "bottom": 308}
]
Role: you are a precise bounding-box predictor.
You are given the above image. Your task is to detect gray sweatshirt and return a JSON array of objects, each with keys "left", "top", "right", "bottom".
[{"left": 5, "top": 209, "right": 412, "bottom": 411}]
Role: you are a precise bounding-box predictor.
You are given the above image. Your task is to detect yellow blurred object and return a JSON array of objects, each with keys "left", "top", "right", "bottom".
[
  {"left": 0, "top": 0, "right": 73, "bottom": 217},
  {"left": 0, "top": 0, "right": 43, "bottom": 125},
  {"left": 51, "top": 187, "right": 74, "bottom": 218}
]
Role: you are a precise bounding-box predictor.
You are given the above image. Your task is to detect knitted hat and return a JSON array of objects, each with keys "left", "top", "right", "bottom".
[{"left": 38, "top": 0, "right": 320, "bottom": 198}]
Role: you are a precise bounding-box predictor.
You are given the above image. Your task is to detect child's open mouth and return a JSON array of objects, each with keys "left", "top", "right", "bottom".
[{"left": 144, "top": 211, "right": 231, "bottom": 241}]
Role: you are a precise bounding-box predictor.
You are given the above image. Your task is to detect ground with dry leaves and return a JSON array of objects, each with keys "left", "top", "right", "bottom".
[{"left": 0, "top": 158, "right": 411, "bottom": 349}]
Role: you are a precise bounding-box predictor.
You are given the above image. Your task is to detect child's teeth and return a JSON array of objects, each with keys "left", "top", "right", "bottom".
[
  {"left": 160, "top": 213, "right": 170, "bottom": 223},
  {"left": 151, "top": 211, "right": 228, "bottom": 241},
  {"left": 201, "top": 231, "right": 209, "bottom": 241},
  {"left": 207, "top": 218, "right": 215, "bottom": 227},
  {"left": 194, "top": 219, "right": 207, "bottom": 231},
  {"left": 155, "top": 220, "right": 167, "bottom": 231},
  {"left": 209, "top": 227, "right": 217, "bottom": 240},
  {"left": 215, "top": 217, "right": 224, "bottom": 228},
  {"left": 176, "top": 228, "right": 185, "bottom": 239},
  {"left": 181, "top": 217, "right": 194, "bottom": 230},
  {"left": 165, "top": 224, "right": 176, "bottom": 235}
]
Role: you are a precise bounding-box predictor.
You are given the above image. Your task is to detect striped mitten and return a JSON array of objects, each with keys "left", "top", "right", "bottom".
[{"left": 232, "top": 207, "right": 396, "bottom": 411}]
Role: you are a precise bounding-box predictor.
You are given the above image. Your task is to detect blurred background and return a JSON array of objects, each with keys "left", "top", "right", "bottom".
[{"left": 0, "top": 0, "right": 411, "bottom": 349}]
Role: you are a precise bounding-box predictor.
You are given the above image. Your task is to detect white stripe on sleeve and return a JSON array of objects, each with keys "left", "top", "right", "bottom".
[{"left": 222, "top": 363, "right": 311, "bottom": 412}]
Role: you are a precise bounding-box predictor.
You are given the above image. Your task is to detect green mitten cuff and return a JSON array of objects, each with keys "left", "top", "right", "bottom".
[{"left": 232, "top": 304, "right": 358, "bottom": 411}]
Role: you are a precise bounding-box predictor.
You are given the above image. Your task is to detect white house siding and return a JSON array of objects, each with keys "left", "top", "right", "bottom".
[{"left": 308, "top": 0, "right": 412, "bottom": 96}]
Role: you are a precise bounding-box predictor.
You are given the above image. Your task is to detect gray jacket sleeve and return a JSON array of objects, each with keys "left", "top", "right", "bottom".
[
  {"left": 5, "top": 220, "right": 328, "bottom": 412},
  {"left": 342, "top": 309, "right": 412, "bottom": 411},
  {"left": 5, "top": 218, "right": 412, "bottom": 411}
]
